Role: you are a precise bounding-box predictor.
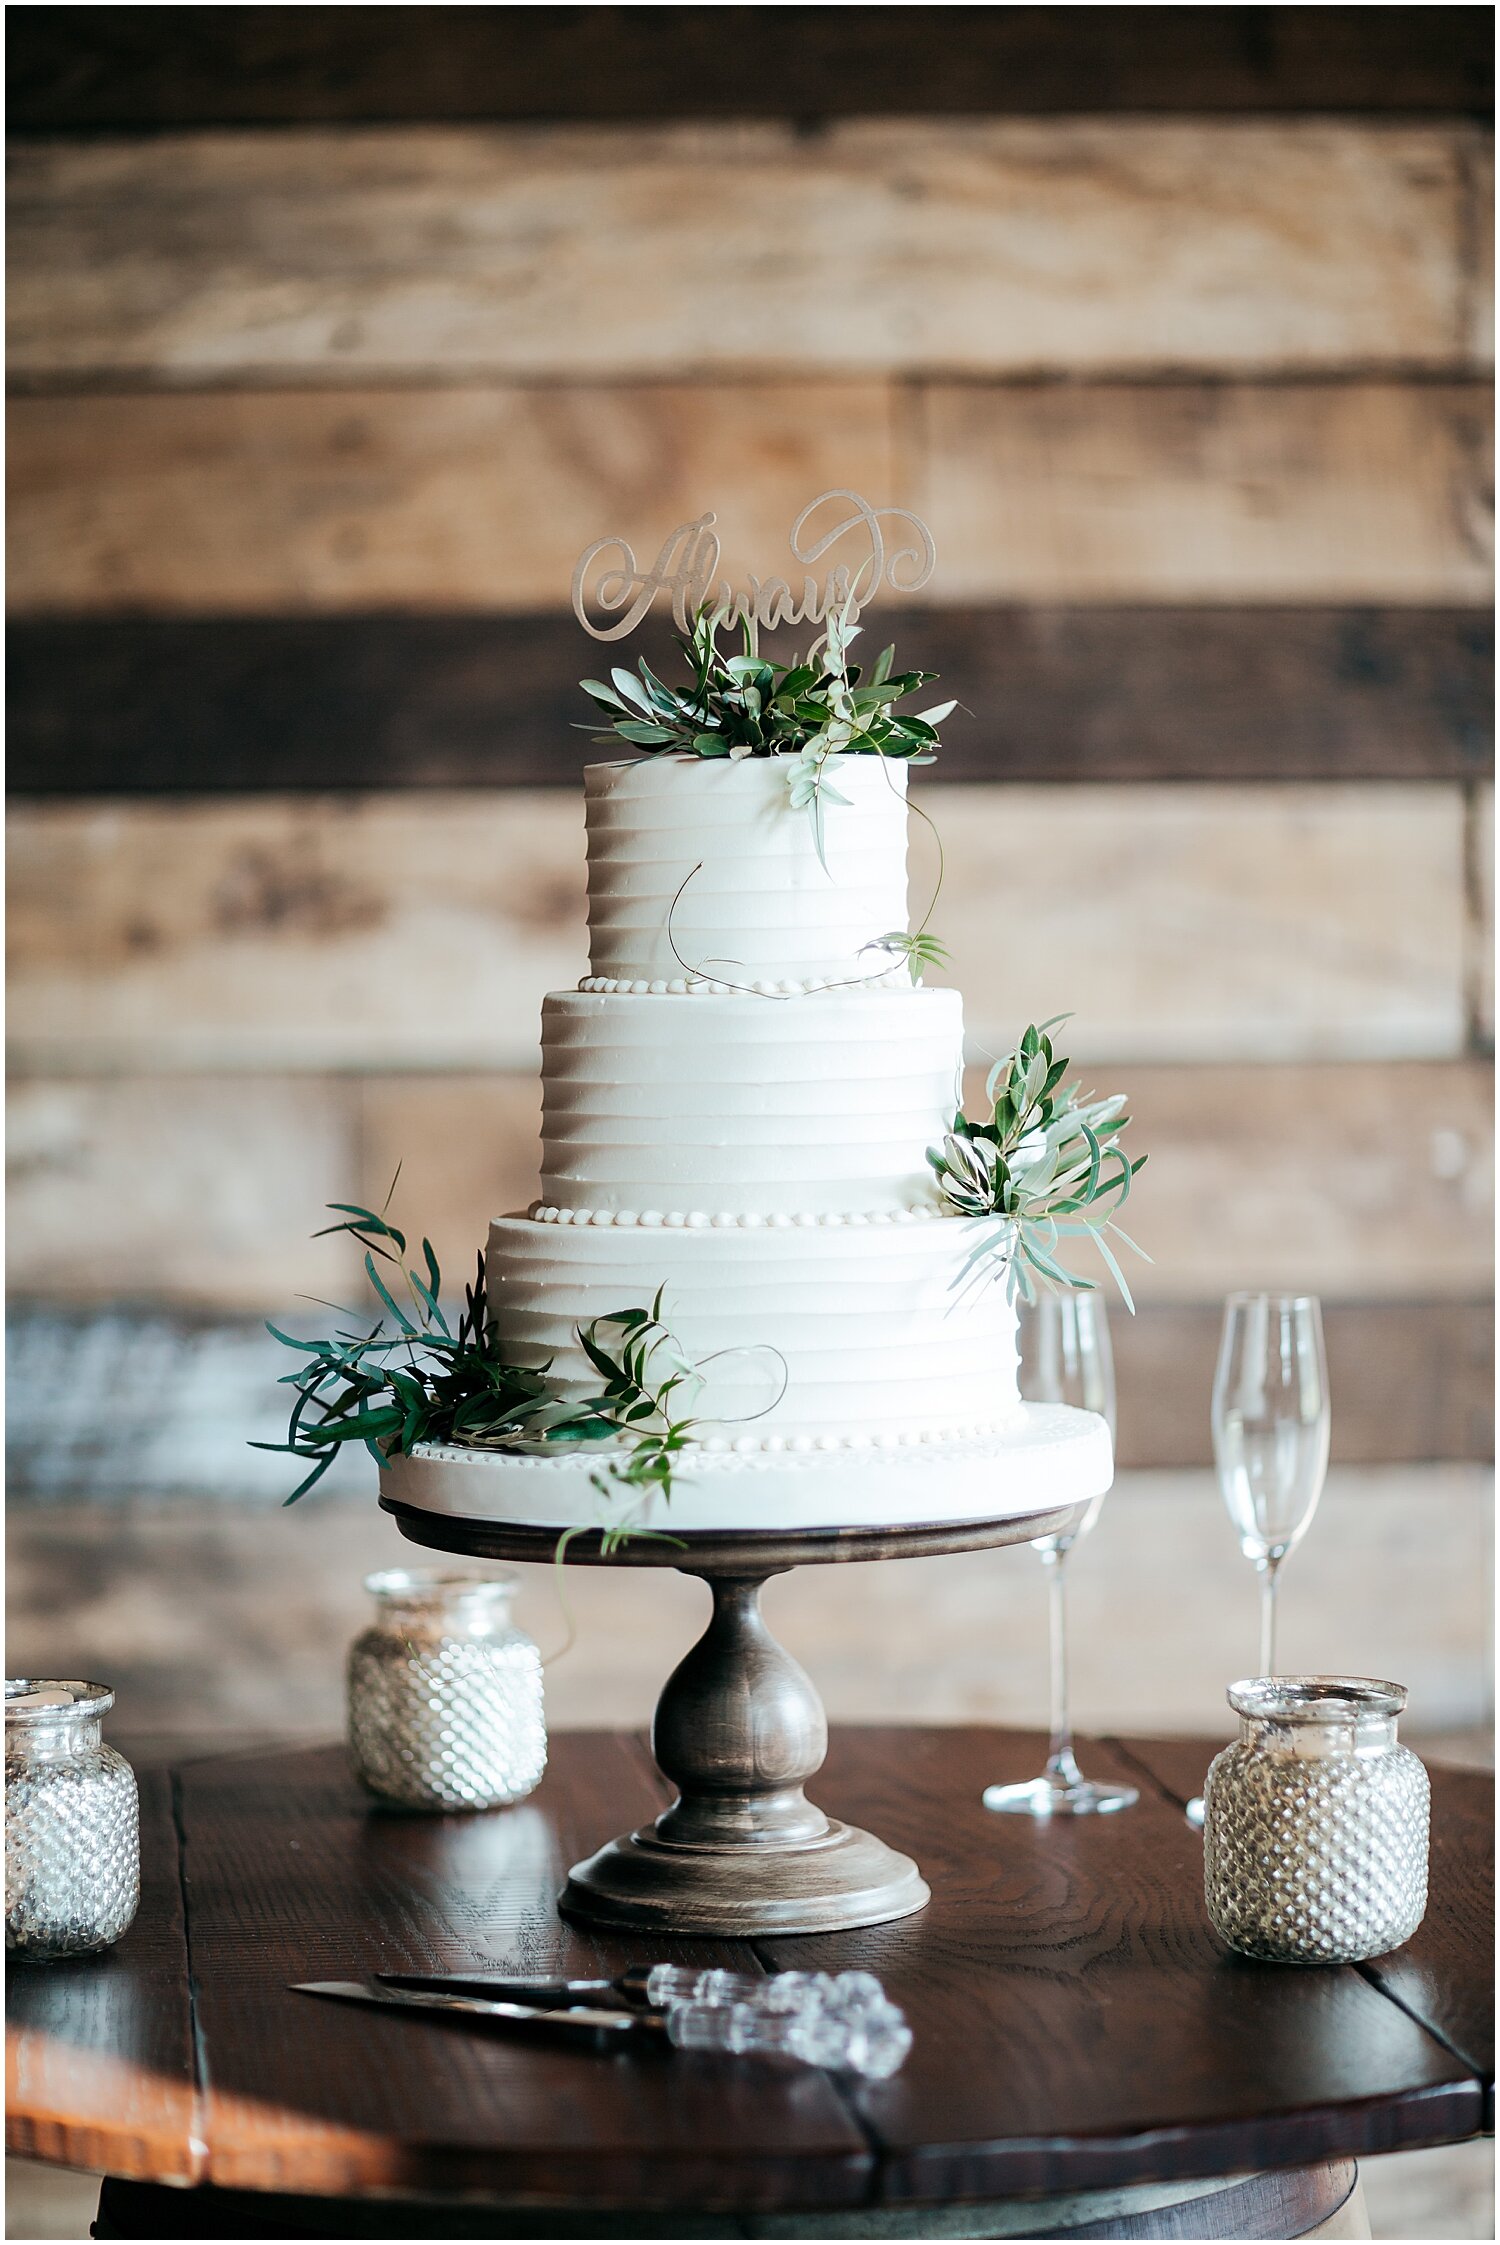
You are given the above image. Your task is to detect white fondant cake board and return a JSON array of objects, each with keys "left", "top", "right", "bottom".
[{"left": 379, "top": 1403, "right": 1111, "bottom": 1535}]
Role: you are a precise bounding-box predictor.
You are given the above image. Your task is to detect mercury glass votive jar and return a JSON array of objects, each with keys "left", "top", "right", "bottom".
[
  {"left": 6, "top": 1681, "right": 140, "bottom": 1962},
  {"left": 1204, "top": 1677, "right": 1429, "bottom": 1964},
  {"left": 347, "top": 1569, "right": 546, "bottom": 1812}
]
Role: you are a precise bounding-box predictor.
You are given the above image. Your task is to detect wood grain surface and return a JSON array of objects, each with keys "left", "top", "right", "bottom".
[
  {"left": 756, "top": 1728, "right": 1489, "bottom": 2202},
  {"left": 382, "top": 1506, "right": 1085, "bottom": 1575},
  {"left": 1084, "top": 1061, "right": 1494, "bottom": 1305},
  {"left": 8, "top": 124, "right": 1486, "bottom": 387},
  {"left": 176, "top": 1736, "right": 871, "bottom": 2202},
  {"left": 1112, "top": 1736, "right": 1496, "bottom": 2106},
  {"left": 9, "top": 382, "right": 1492, "bottom": 612},
  {"left": 9, "top": 609, "right": 1493, "bottom": 793},
  {"left": 1109, "top": 1301, "right": 1494, "bottom": 1470},
  {"left": 5, "top": 787, "right": 1470, "bottom": 1075},
  {"left": 8, "top": 1729, "right": 1489, "bottom": 2208},
  {"left": 8, "top": 7, "right": 1492, "bottom": 129},
  {"left": 6, "top": 1076, "right": 361, "bottom": 1309},
  {"left": 4, "top": 384, "right": 895, "bottom": 614},
  {"left": 920, "top": 381, "right": 1493, "bottom": 604},
  {"left": 4, "top": 1770, "right": 200, "bottom": 2183}
]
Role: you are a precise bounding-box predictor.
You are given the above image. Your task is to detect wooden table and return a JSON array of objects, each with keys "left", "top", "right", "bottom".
[{"left": 7, "top": 1728, "right": 1492, "bottom": 2240}]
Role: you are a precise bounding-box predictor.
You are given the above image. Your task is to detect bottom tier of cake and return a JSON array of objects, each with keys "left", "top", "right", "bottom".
[
  {"left": 486, "top": 1210, "right": 1020, "bottom": 1445},
  {"left": 378, "top": 1403, "right": 1112, "bottom": 1533}
]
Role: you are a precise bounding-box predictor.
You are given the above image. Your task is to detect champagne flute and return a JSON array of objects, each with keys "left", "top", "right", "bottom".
[
  {"left": 983, "top": 1292, "right": 1138, "bottom": 1818},
  {"left": 1185, "top": 1292, "right": 1331, "bottom": 1827},
  {"left": 1213, "top": 1292, "right": 1330, "bottom": 1674}
]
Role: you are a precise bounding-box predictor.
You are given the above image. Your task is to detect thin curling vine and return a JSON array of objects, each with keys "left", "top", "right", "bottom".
[
  {"left": 575, "top": 1287, "right": 713, "bottom": 1504},
  {"left": 658, "top": 741, "right": 952, "bottom": 999},
  {"left": 866, "top": 767, "right": 950, "bottom": 986},
  {"left": 929, "top": 1021, "right": 1148, "bottom": 1308}
]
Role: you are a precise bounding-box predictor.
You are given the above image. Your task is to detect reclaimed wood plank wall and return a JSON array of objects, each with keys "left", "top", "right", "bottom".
[{"left": 7, "top": 5, "right": 1494, "bottom": 1469}]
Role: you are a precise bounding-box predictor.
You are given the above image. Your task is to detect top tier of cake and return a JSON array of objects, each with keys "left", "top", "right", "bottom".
[{"left": 584, "top": 754, "right": 908, "bottom": 988}]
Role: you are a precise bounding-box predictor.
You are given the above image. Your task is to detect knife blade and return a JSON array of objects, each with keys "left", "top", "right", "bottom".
[
  {"left": 291, "top": 1980, "right": 650, "bottom": 2043},
  {"left": 376, "top": 1971, "right": 626, "bottom": 2008}
]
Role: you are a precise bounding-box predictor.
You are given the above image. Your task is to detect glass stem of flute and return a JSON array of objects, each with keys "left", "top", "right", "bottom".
[
  {"left": 1258, "top": 1555, "right": 1282, "bottom": 1678},
  {"left": 1042, "top": 1541, "right": 1082, "bottom": 1786}
]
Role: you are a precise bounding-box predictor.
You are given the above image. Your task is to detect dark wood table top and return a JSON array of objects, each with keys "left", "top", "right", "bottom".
[{"left": 6, "top": 1727, "right": 1493, "bottom": 2210}]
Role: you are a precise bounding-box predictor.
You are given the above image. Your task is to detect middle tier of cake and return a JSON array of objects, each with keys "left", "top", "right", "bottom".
[
  {"left": 539, "top": 985, "right": 963, "bottom": 1218},
  {"left": 487, "top": 1212, "right": 1019, "bottom": 1445}
]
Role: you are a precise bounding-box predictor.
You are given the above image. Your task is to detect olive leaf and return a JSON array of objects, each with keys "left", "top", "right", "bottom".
[
  {"left": 928, "top": 1024, "right": 1148, "bottom": 1308},
  {"left": 867, "top": 929, "right": 952, "bottom": 987}
]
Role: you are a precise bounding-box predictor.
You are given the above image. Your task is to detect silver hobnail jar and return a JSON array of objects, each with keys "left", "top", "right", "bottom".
[
  {"left": 6, "top": 1680, "right": 140, "bottom": 1962},
  {"left": 1204, "top": 1676, "right": 1429, "bottom": 1964},
  {"left": 347, "top": 1568, "right": 547, "bottom": 1812}
]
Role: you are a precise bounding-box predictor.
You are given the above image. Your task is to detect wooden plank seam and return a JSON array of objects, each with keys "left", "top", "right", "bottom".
[
  {"left": 168, "top": 1767, "right": 212, "bottom": 2186},
  {"left": 625, "top": 1721, "right": 887, "bottom": 2194},
  {"left": 1350, "top": 1963, "right": 1496, "bottom": 2102},
  {"left": 1463, "top": 779, "right": 1495, "bottom": 1053}
]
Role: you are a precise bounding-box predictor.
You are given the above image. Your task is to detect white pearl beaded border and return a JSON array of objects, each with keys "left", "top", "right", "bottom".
[
  {"left": 527, "top": 1203, "right": 946, "bottom": 1228},
  {"left": 416, "top": 1419, "right": 1015, "bottom": 1464},
  {"left": 576, "top": 971, "right": 908, "bottom": 998},
  {"left": 691, "top": 1422, "right": 1009, "bottom": 1453}
]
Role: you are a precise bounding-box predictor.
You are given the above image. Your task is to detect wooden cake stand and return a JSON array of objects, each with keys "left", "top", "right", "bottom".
[{"left": 384, "top": 1485, "right": 1091, "bottom": 1937}]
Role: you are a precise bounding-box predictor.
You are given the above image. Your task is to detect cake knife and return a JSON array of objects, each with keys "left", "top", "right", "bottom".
[
  {"left": 293, "top": 1980, "right": 649, "bottom": 2045},
  {"left": 294, "top": 1978, "right": 914, "bottom": 2075},
  {"left": 375, "top": 1964, "right": 662, "bottom": 2009}
]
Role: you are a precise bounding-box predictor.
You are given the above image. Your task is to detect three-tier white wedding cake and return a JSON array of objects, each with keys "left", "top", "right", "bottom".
[{"left": 387, "top": 748, "right": 1112, "bottom": 1534}]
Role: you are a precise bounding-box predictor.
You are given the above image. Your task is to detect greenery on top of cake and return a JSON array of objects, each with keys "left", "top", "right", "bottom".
[
  {"left": 930, "top": 1021, "right": 1148, "bottom": 1309},
  {"left": 582, "top": 602, "right": 956, "bottom": 876},
  {"left": 579, "top": 602, "right": 955, "bottom": 767}
]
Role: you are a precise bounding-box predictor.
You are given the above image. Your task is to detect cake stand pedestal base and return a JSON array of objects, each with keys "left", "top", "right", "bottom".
[
  {"left": 561, "top": 1568, "right": 927, "bottom": 1935},
  {"left": 385, "top": 1494, "right": 1098, "bottom": 1937}
]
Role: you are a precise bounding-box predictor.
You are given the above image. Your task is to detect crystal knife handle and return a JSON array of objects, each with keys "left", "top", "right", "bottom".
[
  {"left": 635, "top": 1964, "right": 765, "bottom": 2007},
  {"left": 662, "top": 1996, "right": 913, "bottom": 2079},
  {"left": 638, "top": 1964, "right": 892, "bottom": 2017}
]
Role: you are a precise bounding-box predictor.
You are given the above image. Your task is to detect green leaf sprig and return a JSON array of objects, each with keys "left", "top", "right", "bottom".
[
  {"left": 558, "top": 1293, "right": 782, "bottom": 1560},
  {"left": 579, "top": 601, "right": 956, "bottom": 873},
  {"left": 928, "top": 1022, "right": 1149, "bottom": 1308},
  {"left": 869, "top": 930, "right": 952, "bottom": 987},
  {"left": 254, "top": 1203, "right": 727, "bottom": 1516},
  {"left": 579, "top": 602, "right": 953, "bottom": 768},
  {"left": 575, "top": 1286, "right": 708, "bottom": 1507}
]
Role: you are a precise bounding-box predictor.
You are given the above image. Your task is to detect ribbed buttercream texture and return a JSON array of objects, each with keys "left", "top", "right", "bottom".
[
  {"left": 539, "top": 986, "right": 964, "bottom": 1216},
  {"left": 487, "top": 1216, "right": 1018, "bottom": 1442},
  {"left": 483, "top": 751, "right": 1021, "bottom": 1452},
  {"left": 584, "top": 755, "right": 909, "bottom": 985}
]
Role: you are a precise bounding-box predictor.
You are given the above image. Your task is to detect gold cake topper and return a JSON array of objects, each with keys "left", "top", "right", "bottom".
[{"left": 572, "top": 490, "right": 935, "bottom": 643}]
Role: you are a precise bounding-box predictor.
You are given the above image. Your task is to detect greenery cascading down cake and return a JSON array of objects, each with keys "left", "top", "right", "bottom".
[{"left": 267, "top": 546, "right": 1141, "bottom": 1538}]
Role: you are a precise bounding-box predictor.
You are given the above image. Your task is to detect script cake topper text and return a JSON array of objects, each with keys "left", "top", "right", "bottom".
[{"left": 572, "top": 490, "right": 936, "bottom": 642}]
